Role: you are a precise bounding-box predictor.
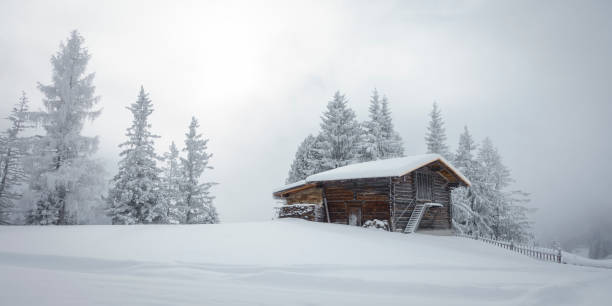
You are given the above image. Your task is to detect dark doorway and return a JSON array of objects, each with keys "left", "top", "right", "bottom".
[{"left": 348, "top": 206, "right": 362, "bottom": 226}]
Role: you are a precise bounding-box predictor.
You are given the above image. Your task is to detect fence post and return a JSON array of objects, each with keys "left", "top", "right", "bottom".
[{"left": 557, "top": 248, "right": 562, "bottom": 263}]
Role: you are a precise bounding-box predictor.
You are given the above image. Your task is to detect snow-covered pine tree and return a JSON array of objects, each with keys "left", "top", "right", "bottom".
[
  {"left": 360, "top": 90, "right": 404, "bottom": 161},
  {"left": 453, "top": 126, "right": 478, "bottom": 180},
  {"left": 181, "top": 117, "right": 218, "bottom": 224},
  {"left": 27, "top": 31, "right": 105, "bottom": 225},
  {"left": 160, "top": 142, "right": 185, "bottom": 224},
  {"left": 476, "top": 138, "right": 531, "bottom": 242},
  {"left": 450, "top": 126, "right": 481, "bottom": 234},
  {"left": 308, "top": 133, "right": 328, "bottom": 173},
  {"left": 319, "top": 91, "right": 361, "bottom": 169},
  {"left": 106, "top": 87, "right": 164, "bottom": 224},
  {"left": 286, "top": 133, "right": 327, "bottom": 183},
  {"left": 424, "top": 102, "right": 451, "bottom": 160},
  {"left": 453, "top": 135, "right": 531, "bottom": 242},
  {"left": 379, "top": 95, "right": 404, "bottom": 158},
  {"left": 0, "top": 92, "right": 30, "bottom": 224},
  {"left": 359, "top": 90, "right": 383, "bottom": 162},
  {"left": 287, "top": 135, "right": 316, "bottom": 183}
]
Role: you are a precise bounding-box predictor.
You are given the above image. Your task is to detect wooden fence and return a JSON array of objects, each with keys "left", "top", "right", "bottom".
[{"left": 456, "top": 233, "right": 562, "bottom": 263}]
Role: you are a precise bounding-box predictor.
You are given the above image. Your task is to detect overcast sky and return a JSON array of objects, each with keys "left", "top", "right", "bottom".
[{"left": 1, "top": 0, "right": 611, "bottom": 240}]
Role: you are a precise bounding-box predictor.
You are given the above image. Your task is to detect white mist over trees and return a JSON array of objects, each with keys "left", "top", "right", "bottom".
[
  {"left": 0, "top": 30, "right": 218, "bottom": 225},
  {"left": 2, "top": 29, "right": 607, "bottom": 258}
]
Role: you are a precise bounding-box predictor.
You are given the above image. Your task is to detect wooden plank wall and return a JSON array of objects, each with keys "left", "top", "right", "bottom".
[
  {"left": 392, "top": 165, "right": 452, "bottom": 232},
  {"left": 419, "top": 169, "right": 452, "bottom": 229},
  {"left": 285, "top": 188, "right": 323, "bottom": 205},
  {"left": 391, "top": 174, "right": 414, "bottom": 231},
  {"left": 323, "top": 178, "right": 391, "bottom": 225}
]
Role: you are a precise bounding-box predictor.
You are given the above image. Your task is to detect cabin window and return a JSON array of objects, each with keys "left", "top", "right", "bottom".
[{"left": 416, "top": 172, "right": 433, "bottom": 201}]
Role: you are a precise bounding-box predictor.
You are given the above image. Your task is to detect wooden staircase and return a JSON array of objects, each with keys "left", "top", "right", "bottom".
[{"left": 404, "top": 203, "right": 443, "bottom": 233}]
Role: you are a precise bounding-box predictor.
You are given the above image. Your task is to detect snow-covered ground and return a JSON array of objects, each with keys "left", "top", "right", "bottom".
[
  {"left": 563, "top": 251, "right": 612, "bottom": 269},
  {"left": 0, "top": 219, "right": 611, "bottom": 306}
]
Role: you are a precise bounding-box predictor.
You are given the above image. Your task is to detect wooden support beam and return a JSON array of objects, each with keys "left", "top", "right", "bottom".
[{"left": 323, "top": 186, "right": 330, "bottom": 223}]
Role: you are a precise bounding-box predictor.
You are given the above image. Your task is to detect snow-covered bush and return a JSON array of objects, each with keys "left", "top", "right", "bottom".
[{"left": 363, "top": 219, "right": 389, "bottom": 231}]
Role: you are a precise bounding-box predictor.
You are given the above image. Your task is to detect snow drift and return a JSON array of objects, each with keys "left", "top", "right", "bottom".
[{"left": 0, "top": 219, "right": 611, "bottom": 306}]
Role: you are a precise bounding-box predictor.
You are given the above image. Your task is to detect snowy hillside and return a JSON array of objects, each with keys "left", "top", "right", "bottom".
[{"left": 1, "top": 219, "right": 611, "bottom": 306}]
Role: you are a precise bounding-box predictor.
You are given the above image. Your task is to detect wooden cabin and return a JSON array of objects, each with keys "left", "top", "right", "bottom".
[{"left": 272, "top": 154, "right": 470, "bottom": 233}]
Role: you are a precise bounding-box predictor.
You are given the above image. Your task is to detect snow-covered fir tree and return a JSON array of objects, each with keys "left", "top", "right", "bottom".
[
  {"left": 286, "top": 134, "right": 327, "bottom": 183},
  {"left": 287, "top": 134, "right": 315, "bottom": 183},
  {"left": 106, "top": 87, "right": 164, "bottom": 224},
  {"left": 160, "top": 142, "right": 185, "bottom": 224},
  {"left": 359, "top": 90, "right": 384, "bottom": 161},
  {"left": 477, "top": 138, "right": 531, "bottom": 242},
  {"left": 361, "top": 90, "right": 404, "bottom": 162},
  {"left": 319, "top": 91, "right": 361, "bottom": 169},
  {"left": 378, "top": 94, "right": 404, "bottom": 158},
  {"left": 450, "top": 126, "right": 482, "bottom": 235},
  {"left": 424, "top": 102, "right": 451, "bottom": 160},
  {"left": 181, "top": 117, "right": 218, "bottom": 224},
  {"left": 453, "top": 126, "right": 478, "bottom": 180},
  {"left": 27, "top": 31, "right": 105, "bottom": 225},
  {"left": 360, "top": 89, "right": 404, "bottom": 161},
  {"left": 451, "top": 133, "right": 531, "bottom": 243},
  {"left": 0, "top": 93, "right": 30, "bottom": 224}
]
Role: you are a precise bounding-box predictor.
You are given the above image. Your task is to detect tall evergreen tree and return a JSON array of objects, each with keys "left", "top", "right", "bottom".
[
  {"left": 379, "top": 95, "right": 404, "bottom": 158},
  {"left": 181, "top": 117, "right": 217, "bottom": 224},
  {"left": 106, "top": 87, "right": 163, "bottom": 224},
  {"left": 319, "top": 91, "right": 361, "bottom": 169},
  {"left": 452, "top": 134, "right": 531, "bottom": 242},
  {"left": 287, "top": 134, "right": 315, "bottom": 183},
  {"left": 160, "top": 142, "right": 185, "bottom": 224},
  {"left": 0, "top": 93, "right": 30, "bottom": 224},
  {"left": 27, "top": 30, "right": 104, "bottom": 225},
  {"left": 360, "top": 90, "right": 404, "bottom": 162},
  {"left": 424, "top": 102, "right": 451, "bottom": 160},
  {"left": 360, "top": 90, "right": 383, "bottom": 162},
  {"left": 286, "top": 134, "right": 326, "bottom": 183},
  {"left": 453, "top": 126, "right": 478, "bottom": 179},
  {"left": 451, "top": 126, "right": 482, "bottom": 234},
  {"left": 477, "top": 138, "right": 531, "bottom": 242}
]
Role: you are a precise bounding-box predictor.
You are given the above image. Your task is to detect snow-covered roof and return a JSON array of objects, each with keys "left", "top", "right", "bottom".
[
  {"left": 273, "top": 180, "right": 309, "bottom": 194},
  {"left": 273, "top": 154, "right": 470, "bottom": 195}
]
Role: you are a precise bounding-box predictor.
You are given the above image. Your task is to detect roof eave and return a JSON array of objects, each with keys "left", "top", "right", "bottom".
[{"left": 272, "top": 182, "right": 317, "bottom": 198}]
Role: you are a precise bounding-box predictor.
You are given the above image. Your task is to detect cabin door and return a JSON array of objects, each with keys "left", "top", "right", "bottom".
[{"left": 348, "top": 206, "right": 362, "bottom": 226}]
